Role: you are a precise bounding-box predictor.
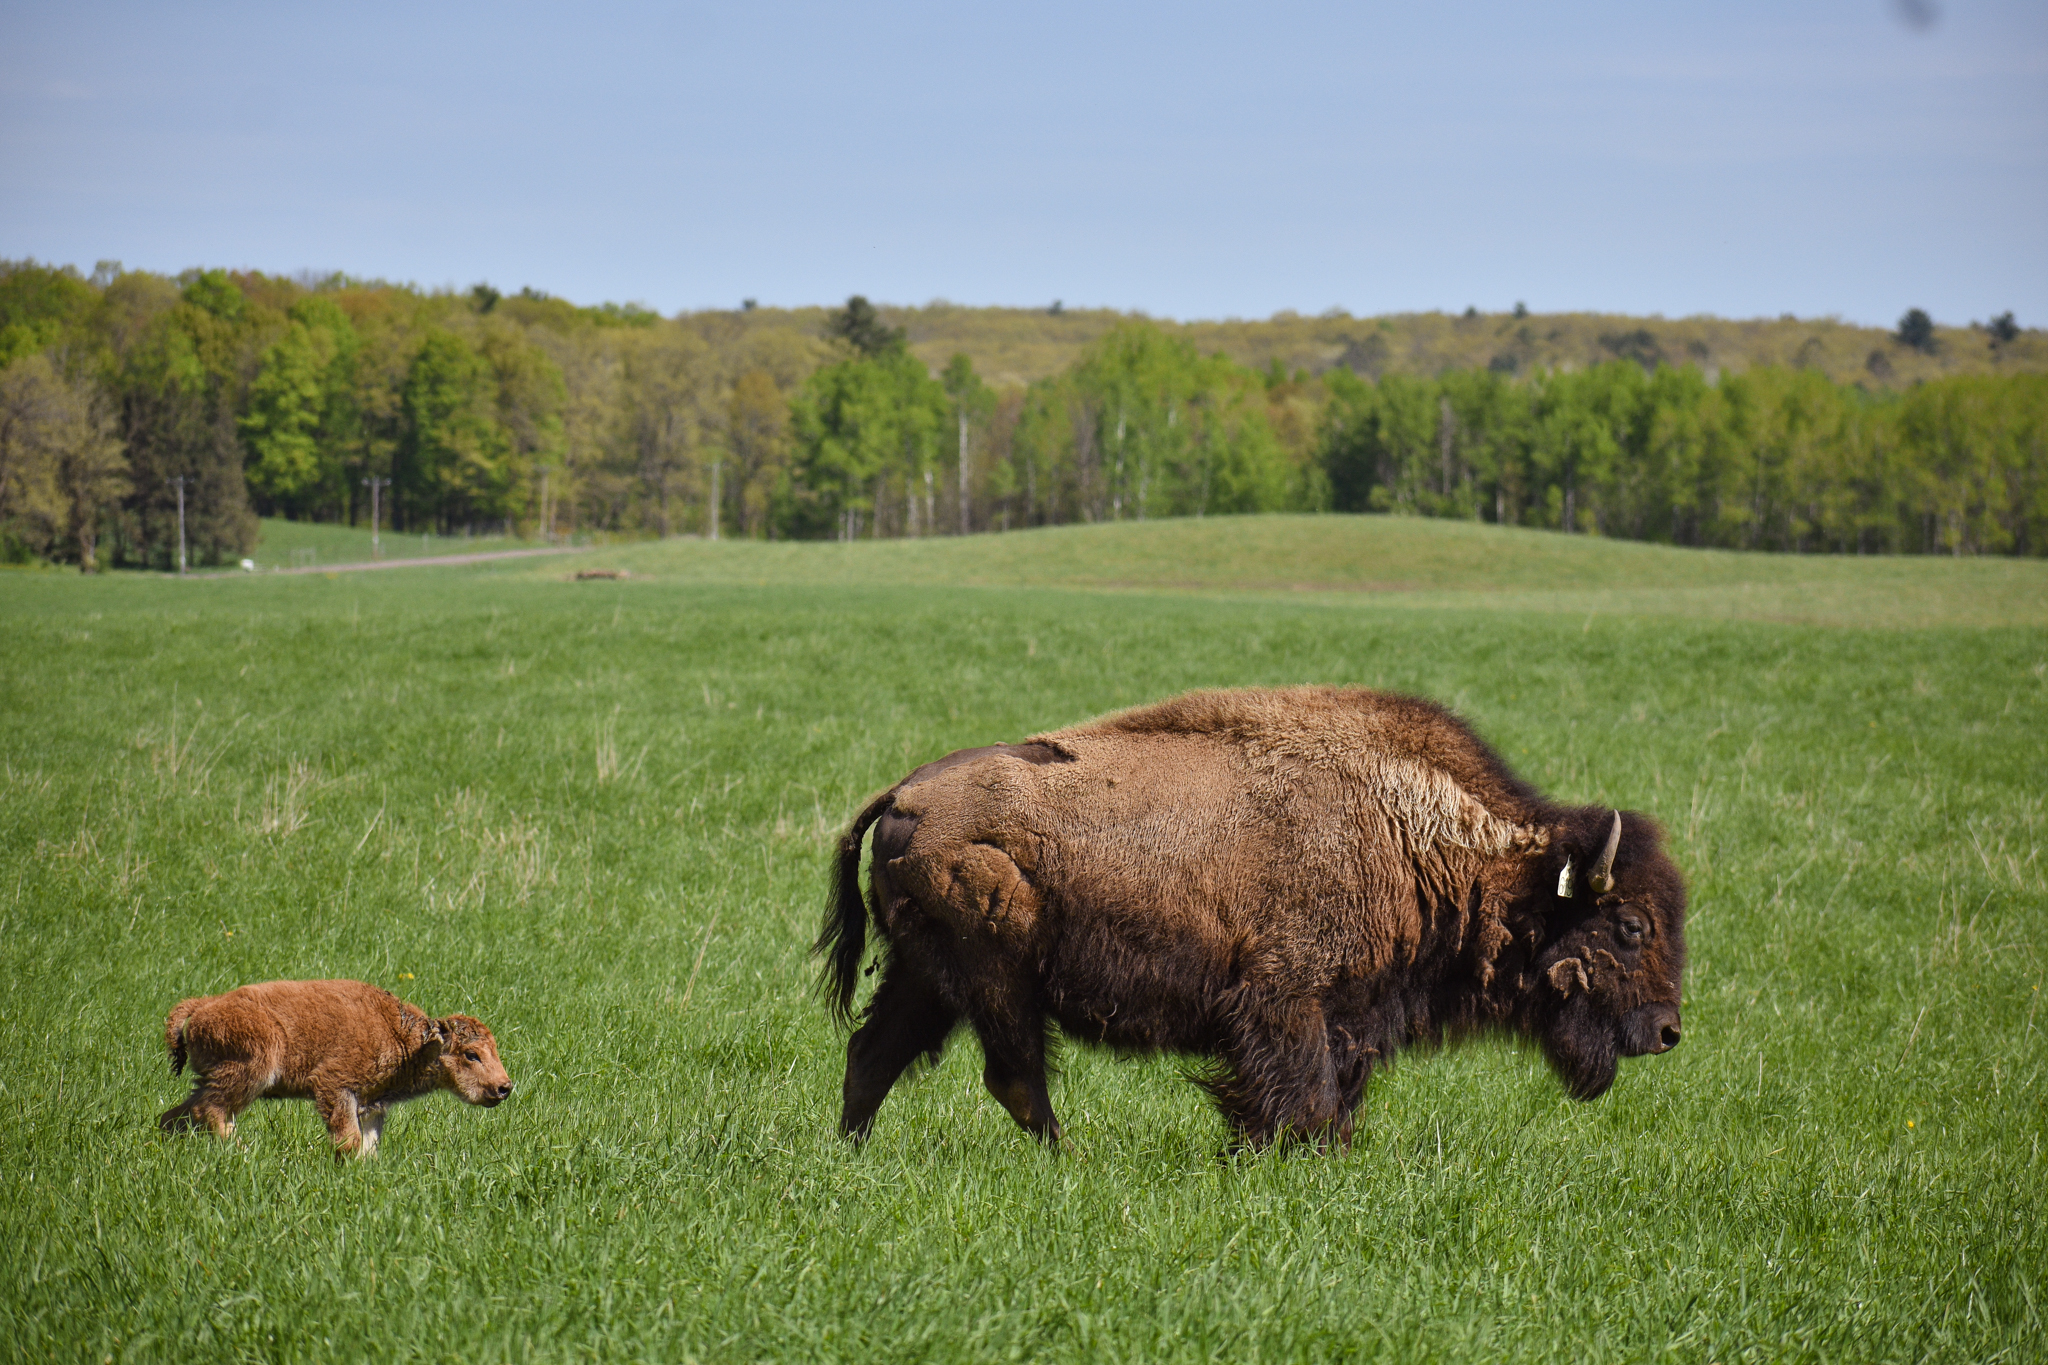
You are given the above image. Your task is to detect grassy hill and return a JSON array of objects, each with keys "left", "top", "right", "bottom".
[{"left": 540, "top": 514, "right": 2048, "bottom": 631}]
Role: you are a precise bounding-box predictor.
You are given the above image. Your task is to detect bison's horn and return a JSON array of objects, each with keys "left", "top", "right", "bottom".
[{"left": 1587, "top": 811, "right": 1622, "bottom": 894}]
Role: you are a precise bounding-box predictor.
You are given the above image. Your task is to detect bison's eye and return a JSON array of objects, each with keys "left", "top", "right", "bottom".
[
  {"left": 1616, "top": 911, "right": 1647, "bottom": 945},
  {"left": 464, "top": 1050, "right": 481, "bottom": 1064}
]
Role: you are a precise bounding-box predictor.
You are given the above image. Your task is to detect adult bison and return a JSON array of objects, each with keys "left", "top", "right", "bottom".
[{"left": 817, "top": 687, "right": 1686, "bottom": 1148}]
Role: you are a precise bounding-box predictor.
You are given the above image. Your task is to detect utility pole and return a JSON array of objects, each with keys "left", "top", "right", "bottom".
[
  {"left": 362, "top": 476, "right": 390, "bottom": 558},
  {"left": 708, "top": 459, "right": 721, "bottom": 542},
  {"left": 538, "top": 466, "right": 551, "bottom": 544},
  {"left": 958, "top": 406, "right": 971, "bottom": 535},
  {"left": 170, "top": 476, "right": 189, "bottom": 574},
  {"left": 1439, "top": 396, "right": 1455, "bottom": 498}
]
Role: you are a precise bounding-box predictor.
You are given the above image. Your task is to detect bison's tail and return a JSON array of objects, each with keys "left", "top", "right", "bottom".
[
  {"left": 814, "top": 789, "right": 895, "bottom": 1027},
  {"left": 164, "top": 998, "right": 203, "bottom": 1075}
]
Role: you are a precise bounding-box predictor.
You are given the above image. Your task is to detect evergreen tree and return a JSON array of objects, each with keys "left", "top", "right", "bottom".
[
  {"left": 1896, "top": 308, "right": 1937, "bottom": 354},
  {"left": 826, "top": 296, "right": 906, "bottom": 358}
]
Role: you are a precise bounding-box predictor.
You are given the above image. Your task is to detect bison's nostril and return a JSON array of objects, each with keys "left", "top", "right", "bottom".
[
  {"left": 496, "top": 1083, "right": 512, "bottom": 1098},
  {"left": 1660, "top": 1024, "right": 1682, "bottom": 1050}
]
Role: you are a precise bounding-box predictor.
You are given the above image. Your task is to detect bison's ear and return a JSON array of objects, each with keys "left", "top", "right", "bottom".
[{"left": 1547, "top": 957, "right": 1589, "bottom": 998}]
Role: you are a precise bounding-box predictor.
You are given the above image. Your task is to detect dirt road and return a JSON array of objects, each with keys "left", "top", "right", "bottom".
[{"left": 232, "top": 547, "right": 590, "bottom": 576}]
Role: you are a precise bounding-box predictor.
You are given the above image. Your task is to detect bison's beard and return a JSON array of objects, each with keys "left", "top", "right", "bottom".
[{"left": 1541, "top": 996, "right": 1620, "bottom": 1101}]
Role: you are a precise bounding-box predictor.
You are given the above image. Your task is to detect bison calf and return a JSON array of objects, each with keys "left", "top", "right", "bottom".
[{"left": 159, "top": 979, "right": 512, "bottom": 1158}]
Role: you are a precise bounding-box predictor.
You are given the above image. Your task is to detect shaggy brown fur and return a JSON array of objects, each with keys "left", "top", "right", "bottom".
[
  {"left": 818, "top": 687, "right": 1686, "bottom": 1149},
  {"left": 160, "top": 979, "right": 512, "bottom": 1159}
]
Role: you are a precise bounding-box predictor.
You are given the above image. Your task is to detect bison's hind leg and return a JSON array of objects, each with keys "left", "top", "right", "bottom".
[
  {"left": 840, "top": 965, "right": 958, "bottom": 1143},
  {"left": 978, "top": 1029, "right": 1061, "bottom": 1147}
]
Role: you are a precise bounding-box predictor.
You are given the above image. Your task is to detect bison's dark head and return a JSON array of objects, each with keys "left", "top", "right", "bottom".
[{"left": 1531, "top": 808, "right": 1687, "bottom": 1100}]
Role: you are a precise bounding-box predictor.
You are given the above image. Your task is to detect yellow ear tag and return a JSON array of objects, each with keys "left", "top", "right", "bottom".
[{"left": 1557, "top": 858, "right": 1575, "bottom": 899}]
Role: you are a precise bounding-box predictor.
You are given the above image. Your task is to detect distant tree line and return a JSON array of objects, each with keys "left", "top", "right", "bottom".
[
  {"left": 3, "top": 260, "right": 2044, "bottom": 566},
  {"left": 1321, "top": 363, "right": 2048, "bottom": 555}
]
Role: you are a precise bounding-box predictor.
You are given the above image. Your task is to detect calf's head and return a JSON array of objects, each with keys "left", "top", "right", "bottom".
[
  {"left": 1532, "top": 809, "right": 1687, "bottom": 1100},
  {"left": 428, "top": 1015, "right": 514, "bottom": 1106}
]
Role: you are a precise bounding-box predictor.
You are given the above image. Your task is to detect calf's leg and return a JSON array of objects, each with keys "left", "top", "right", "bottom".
[
  {"left": 840, "top": 966, "right": 957, "bottom": 1142},
  {"left": 161, "top": 1061, "right": 266, "bottom": 1139},
  {"left": 158, "top": 1088, "right": 206, "bottom": 1134},
  {"left": 315, "top": 1087, "right": 364, "bottom": 1160},
  {"left": 357, "top": 1105, "right": 388, "bottom": 1158}
]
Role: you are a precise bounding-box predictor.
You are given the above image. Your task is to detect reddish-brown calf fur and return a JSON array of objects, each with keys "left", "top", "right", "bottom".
[{"left": 160, "top": 979, "right": 512, "bottom": 1158}]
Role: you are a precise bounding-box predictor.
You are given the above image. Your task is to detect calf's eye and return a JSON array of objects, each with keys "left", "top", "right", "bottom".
[{"left": 464, "top": 1050, "right": 481, "bottom": 1063}]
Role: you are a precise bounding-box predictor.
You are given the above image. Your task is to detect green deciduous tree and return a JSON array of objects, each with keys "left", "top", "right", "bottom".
[
  {"left": 95, "top": 269, "right": 259, "bottom": 567},
  {"left": 727, "top": 368, "right": 790, "bottom": 538},
  {"left": 0, "top": 260, "right": 98, "bottom": 368},
  {"left": 0, "top": 353, "right": 127, "bottom": 569},
  {"left": 941, "top": 353, "right": 993, "bottom": 533},
  {"left": 241, "top": 296, "right": 363, "bottom": 517},
  {"left": 398, "top": 328, "right": 510, "bottom": 530},
  {"left": 618, "top": 328, "right": 718, "bottom": 537},
  {"left": 1008, "top": 321, "right": 1310, "bottom": 525},
  {"left": 785, "top": 348, "right": 949, "bottom": 539}
]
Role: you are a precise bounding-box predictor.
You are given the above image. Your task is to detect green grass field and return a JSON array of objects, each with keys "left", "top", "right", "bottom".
[{"left": 2, "top": 515, "right": 2042, "bottom": 1362}]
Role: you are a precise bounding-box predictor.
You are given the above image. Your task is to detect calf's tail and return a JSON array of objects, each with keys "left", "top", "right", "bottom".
[
  {"left": 814, "top": 789, "right": 895, "bottom": 1026},
  {"left": 164, "top": 998, "right": 203, "bottom": 1075}
]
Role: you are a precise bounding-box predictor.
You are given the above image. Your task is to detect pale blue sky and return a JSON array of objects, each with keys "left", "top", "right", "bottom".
[{"left": 3, "top": 1, "right": 2043, "bottom": 326}]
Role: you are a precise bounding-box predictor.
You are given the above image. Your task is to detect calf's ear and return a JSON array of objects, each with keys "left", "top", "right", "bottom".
[{"left": 414, "top": 1019, "right": 450, "bottom": 1060}]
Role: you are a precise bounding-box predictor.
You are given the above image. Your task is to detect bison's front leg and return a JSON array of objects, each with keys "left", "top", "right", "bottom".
[
  {"left": 840, "top": 966, "right": 957, "bottom": 1143},
  {"left": 1327, "top": 1045, "right": 1373, "bottom": 1149},
  {"left": 1217, "top": 996, "right": 1345, "bottom": 1148}
]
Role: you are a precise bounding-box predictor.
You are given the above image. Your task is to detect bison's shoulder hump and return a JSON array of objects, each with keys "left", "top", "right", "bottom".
[
  {"left": 1068, "top": 687, "right": 1427, "bottom": 741},
  {"left": 1046, "top": 686, "right": 1546, "bottom": 821}
]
